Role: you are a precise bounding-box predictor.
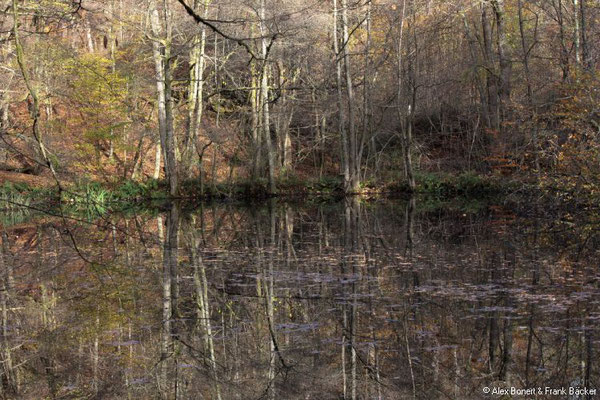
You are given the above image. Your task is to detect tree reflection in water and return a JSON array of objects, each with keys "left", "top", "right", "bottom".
[{"left": 0, "top": 198, "right": 597, "bottom": 399}]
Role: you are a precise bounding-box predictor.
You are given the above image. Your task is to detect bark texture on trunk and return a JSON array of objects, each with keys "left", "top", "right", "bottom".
[
  {"left": 183, "top": 0, "right": 210, "bottom": 178},
  {"left": 259, "top": 0, "right": 276, "bottom": 194},
  {"left": 150, "top": 0, "right": 178, "bottom": 196}
]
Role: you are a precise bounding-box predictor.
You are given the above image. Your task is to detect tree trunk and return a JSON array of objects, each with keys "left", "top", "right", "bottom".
[
  {"left": 397, "top": 0, "right": 415, "bottom": 191},
  {"left": 150, "top": 0, "right": 178, "bottom": 196},
  {"left": 85, "top": 18, "right": 95, "bottom": 53},
  {"left": 492, "top": 0, "right": 511, "bottom": 124},
  {"left": 341, "top": 0, "right": 359, "bottom": 192},
  {"left": 183, "top": 0, "right": 210, "bottom": 178},
  {"left": 333, "top": 0, "right": 350, "bottom": 188},
  {"left": 481, "top": 3, "right": 499, "bottom": 130},
  {"left": 579, "top": 0, "right": 589, "bottom": 69},
  {"left": 403, "top": 105, "right": 415, "bottom": 190},
  {"left": 276, "top": 61, "right": 293, "bottom": 170},
  {"left": 154, "top": 143, "right": 162, "bottom": 179},
  {"left": 259, "top": 0, "right": 276, "bottom": 194},
  {"left": 12, "top": 0, "right": 58, "bottom": 183},
  {"left": 557, "top": 0, "right": 570, "bottom": 81},
  {"left": 251, "top": 62, "right": 262, "bottom": 179},
  {"left": 574, "top": 0, "right": 581, "bottom": 64},
  {"left": 108, "top": 0, "right": 116, "bottom": 160},
  {"left": 360, "top": 1, "right": 372, "bottom": 183},
  {"left": 517, "top": 0, "right": 540, "bottom": 171},
  {"left": 462, "top": 13, "right": 489, "bottom": 127}
]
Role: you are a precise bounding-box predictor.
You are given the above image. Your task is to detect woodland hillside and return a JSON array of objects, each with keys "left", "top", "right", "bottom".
[{"left": 0, "top": 0, "right": 599, "bottom": 196}]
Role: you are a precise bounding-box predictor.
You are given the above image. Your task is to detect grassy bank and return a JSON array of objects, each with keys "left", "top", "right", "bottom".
[
  {"left": 0, "top": 171, "right": 583, "bottom": 229},
  {"left": 0, "top": 171, "right": 518, "bottom": 209}
]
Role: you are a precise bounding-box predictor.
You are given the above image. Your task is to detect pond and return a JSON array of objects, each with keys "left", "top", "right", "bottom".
[{"left": 0, "top": 197, "right": 598, "bottom": 399}]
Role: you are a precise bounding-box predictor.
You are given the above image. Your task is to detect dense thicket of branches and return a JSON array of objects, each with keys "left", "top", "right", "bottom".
[{"left": 0, "top": 0, "right": 599, "bottom": 193}]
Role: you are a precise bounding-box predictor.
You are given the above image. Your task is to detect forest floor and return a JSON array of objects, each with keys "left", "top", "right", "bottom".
[{"left": 0, "top": 170, "right": 55, "bottom": 188}]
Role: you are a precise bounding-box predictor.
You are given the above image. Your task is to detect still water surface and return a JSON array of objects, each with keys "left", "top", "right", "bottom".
[{"left": 0, "top": 197, "right": 598, "bottom": 399}]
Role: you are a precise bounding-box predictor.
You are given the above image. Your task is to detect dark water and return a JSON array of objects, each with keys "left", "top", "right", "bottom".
[{"left": 0, "top": 198, "right": 598, "bottom": 399}]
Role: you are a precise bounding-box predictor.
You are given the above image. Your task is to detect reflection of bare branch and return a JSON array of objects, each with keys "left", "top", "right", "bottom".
[{"left": 265, "top": 307, "right": 290, "bottom": 371}]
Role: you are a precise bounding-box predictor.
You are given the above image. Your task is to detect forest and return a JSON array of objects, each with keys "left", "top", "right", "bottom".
[
  {"left": 0, "top": 0, "right": 598, "bottom": 200},
  {"left": 1, "top": 1, "right": 600, "bottom": 399}
]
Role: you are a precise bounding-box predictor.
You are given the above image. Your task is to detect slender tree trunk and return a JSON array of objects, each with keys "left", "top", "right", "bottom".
[
  {"left": 183, "top": 0, "right": 210, "bottom": 178},
  {"left": 579, "top": 0, "right": 589, "bottom": 69},
  {"left": 397, "top": 0, "right": 415, "bottom": 190},
  {"left": 150, "top": 5, "right": 169, "bottom": 181},
  {"left": 0, "top": 99, "right": 8, "bottom": 131},
  {"left": 333, "top": 0, "right": 350, "bottom": 187},
  {"left": 259, "top": 0, "right": 276, "bottom": 193},
  {"left": 12, "top": 0, "right": 58, "bottom": 183},
  {"left": 517, "top": 0, "right": 540, "bottom": 171},
  {"left": 150, "top": 0, "right": 178, "bottom": 196},
  {"left": 574, "top": 0, "right": 581, "bottom": 64},
  {"left": 85, "top": 18, "right": 95, "bottom": 53},
  {"left": 481, "top": 3, "right": 499, "bottom": 130},
  {"left": 341, "top": 0, "right": 359, "bottom": 192},
  {"left": 154, "top": 143, "right": 162, "bottom": 179},
  {"left": 0, "top": 78, "right": 12, "bottom": 165},
  {"left": 276, "top": 61, "right": 293, "bottom": 170},
  {"left": 130, "top": 133, "right": 146, "bottom": 179},
  {"left": 251, "top": 61, "right": 262, "bottom": 179},
  {"left": 462, "top": 13, "right": 489, "bottom": 127},
  {"left": 163, "top": 1, "right": 177, "bottom": 196},
  {"left": 108, "top": 0, "right": 116, "bottom": 160},
  {"left": 360, "top": 1, "right": 372, "bottom": 182},
  {"left": 492, "top": 0, "right": 511, "bottom": 123},
  {"left": 403, "top": 105, "right": 415, "bottom": 190},
  {"left": 557, "top": 0, "right": 570, "bottom": 81}
]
